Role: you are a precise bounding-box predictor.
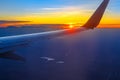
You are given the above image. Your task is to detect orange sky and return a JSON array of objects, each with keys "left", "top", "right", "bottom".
[{"left": 0, "top": 9, "right": 120, "bottom": 28}]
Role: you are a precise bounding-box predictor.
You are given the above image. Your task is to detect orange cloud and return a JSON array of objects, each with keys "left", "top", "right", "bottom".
[
  {"left": 0, "top": 20, "right": 30, "bottom": 27},
  {"left": 98, "top": 24, "right": 120, "bottom": 28}
]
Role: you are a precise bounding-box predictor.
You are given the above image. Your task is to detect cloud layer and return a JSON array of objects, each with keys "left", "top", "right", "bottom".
[{"left": 0, "top": 20, "right": 30, "bottom": 24}]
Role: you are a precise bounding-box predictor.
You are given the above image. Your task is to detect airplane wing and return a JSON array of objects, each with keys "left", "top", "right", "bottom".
[{"left": 0, "top": 0, "right": 110, "bottom": 61}]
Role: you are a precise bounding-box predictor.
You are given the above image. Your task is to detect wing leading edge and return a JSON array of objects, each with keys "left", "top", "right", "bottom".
[{"left": 0, "top": 0, "right": 110, "bottom": 61}]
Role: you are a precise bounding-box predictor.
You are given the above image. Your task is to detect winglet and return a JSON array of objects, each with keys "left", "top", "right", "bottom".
[{"left": 82, "top": 0, "right": 110, "bottom": 29}]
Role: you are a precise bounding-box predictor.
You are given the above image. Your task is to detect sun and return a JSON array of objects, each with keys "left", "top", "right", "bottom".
[
  {"left": 68, "top": 23, "right": 74, "bottom": 29},
  {"left": 69, "top": 25, "right": 74, "bottom": 29}
]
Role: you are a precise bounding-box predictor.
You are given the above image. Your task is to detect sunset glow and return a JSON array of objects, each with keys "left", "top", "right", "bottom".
[{"left": 0, "top": 0, "right": 120, "bottom": 28}]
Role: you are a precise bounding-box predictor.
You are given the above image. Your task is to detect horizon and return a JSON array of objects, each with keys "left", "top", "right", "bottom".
[{"left": 1, "top": 23, "right": 120, "bottom": 29}]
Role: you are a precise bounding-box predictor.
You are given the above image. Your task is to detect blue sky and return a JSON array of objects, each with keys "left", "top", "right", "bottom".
[{"left": 0, "top": 0, "right": 119, "bottom": 15}]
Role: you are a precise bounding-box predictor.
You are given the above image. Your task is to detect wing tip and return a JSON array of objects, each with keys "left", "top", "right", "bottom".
[{"left": 82, "top": 0, "right": 110, "bottom": 29}]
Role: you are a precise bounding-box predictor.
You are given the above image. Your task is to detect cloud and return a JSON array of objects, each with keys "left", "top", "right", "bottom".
[
  {"left": 41, "top": 7, "right": 80, "bottom": 11},
  {"left": 0, "top": 20, "right": 31, "bottom": 27},
  {"left": 39, "top": 5, "right": 94, "bottom": 12},
  {"left": 0, "top": 20, "right": 30, "bottom": 24},
  {"left": 29, "top": 6, "right": 93, "bottom": 17}
]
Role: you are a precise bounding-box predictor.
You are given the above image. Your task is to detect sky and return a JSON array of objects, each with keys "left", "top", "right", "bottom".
[{"left": 0, "top": 0, "right": 120, "bottom": 28}]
